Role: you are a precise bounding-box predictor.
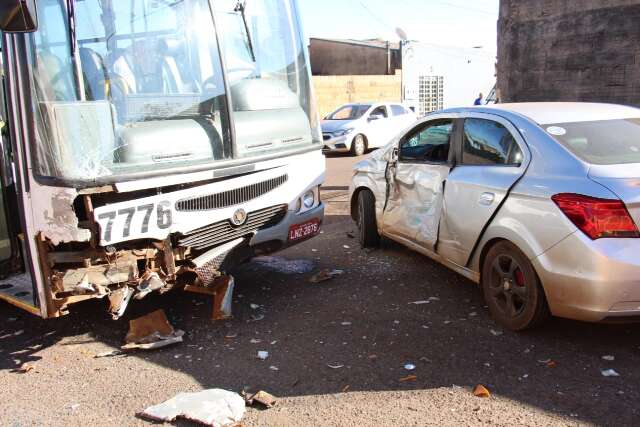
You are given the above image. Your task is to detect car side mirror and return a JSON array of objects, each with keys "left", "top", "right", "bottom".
[
  {"left": 0, "top": 0, "right": 38, "bottom": 33},
  {"left": 368, "top": 114, "right": 383, "bottom": 122}
]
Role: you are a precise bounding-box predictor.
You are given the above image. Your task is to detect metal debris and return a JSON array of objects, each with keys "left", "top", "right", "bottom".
[
  {"left": 243, "top": 390, "right": 277, "bottom": 408},
  {"left": 94, "top": 349, "right": 125, "bottom": 358},
  {"left": 121, "top": 310, "right": 184, "bottom": 351},
  {"left": 108, "top": 286, "right": 134, "bottom": 320},
  {"left": 139, "top": 389, "right": 245, "bottom": 427},
  {"left": 184, "top": 275, "right": 235, "bottom": 321},
  {"left": 135, "top": 272, "right": 165, "bottom": 300}
]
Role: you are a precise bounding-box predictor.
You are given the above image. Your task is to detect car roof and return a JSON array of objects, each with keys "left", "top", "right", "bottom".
[{"left": 462, "top": 102, "right": 640, "bottom": 125}]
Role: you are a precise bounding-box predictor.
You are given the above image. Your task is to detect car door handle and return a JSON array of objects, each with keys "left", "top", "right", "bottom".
[{"left": 479, "top": 192, "right": 495, "bottom": 206}]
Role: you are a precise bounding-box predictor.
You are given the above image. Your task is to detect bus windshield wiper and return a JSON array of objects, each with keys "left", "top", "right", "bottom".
[{"left": 234, "top": 0, "right": 256, "bottom": 62}]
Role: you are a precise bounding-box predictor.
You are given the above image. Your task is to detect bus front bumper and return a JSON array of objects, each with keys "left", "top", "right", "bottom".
[{"left": 250, "top": 203, "right": 324, "bottom": 252}]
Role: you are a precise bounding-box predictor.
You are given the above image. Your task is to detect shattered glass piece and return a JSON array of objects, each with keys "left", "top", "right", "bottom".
[
  {"left": 139, "top": 389, "right": 245, "bottom": 427},
  {"left": 250, "top": 256, "right": 315, "bottom": 274}
]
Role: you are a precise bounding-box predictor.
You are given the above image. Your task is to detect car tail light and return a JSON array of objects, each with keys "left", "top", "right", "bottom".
[{"left": 552, "top": 193, "right": 639, "bottom": 239}]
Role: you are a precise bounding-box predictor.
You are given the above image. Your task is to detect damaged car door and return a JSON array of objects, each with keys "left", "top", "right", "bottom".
[
  {"left": 437, "top": 114, "right": 528, "bottom": 267},
  {"left": 382, "top": 118, "right": 455, "bottom": 250}
]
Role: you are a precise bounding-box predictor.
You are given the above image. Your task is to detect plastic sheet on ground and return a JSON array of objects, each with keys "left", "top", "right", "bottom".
[{"left": 139, "top": 389, "right": 245, "bottom": 427}]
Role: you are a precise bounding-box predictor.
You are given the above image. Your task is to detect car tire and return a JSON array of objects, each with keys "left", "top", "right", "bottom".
[
  {"left": 351, "top": 134, "right": 367, "bottom": 156},
  {"left": 357, "top": 189, "right": 380, "bottom": 248},
  {"left": 481, "top": 241, "right": 550, "bottom": 331}
]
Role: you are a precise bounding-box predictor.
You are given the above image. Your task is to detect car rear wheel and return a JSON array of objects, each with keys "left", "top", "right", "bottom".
[
  {"left": 351, "top": 134, "right": 367, "bottom": 156},
  {"left": 357, "top": 189, "right": 380, "bottom": 248},
  {"left": 482, "top": 241, "right": 550, "bottom": 330}
]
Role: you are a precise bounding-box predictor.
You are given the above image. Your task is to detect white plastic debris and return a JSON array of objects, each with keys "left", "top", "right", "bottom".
[
  {"left": 341, "top": 322, "right": 352, "bottom": 326},
  {"left": 602, "top": 355, "right": 615, "bottom": 361},
  {"left": 409, "top": 300, "right": 430, "bottom": 305},
  {"left": 490, "top": 329, "right": 503, "bottom": 336},
  {"left": 250, "top": 338, "right": 262, "bottom": 344},
  {"left": 601, "top": 369, "right": 620, "bottom": 377},
  {"left": 404, "top": 363, "right": 416, "bottom": 371},
  {"left": 257, "top": 351, "right": 269, "bottom": 360},
  {"left": 327, "top": 363, "right": 344, "bottom": 369},
  {"left": 139, "top": 389, "right": 245, "bottom": 427},
  {"left": 250, "top": 304, "right": 260, "bottom": 310},
  {"left": 269, "top": 365, "right": 279, "bottom": 371}
]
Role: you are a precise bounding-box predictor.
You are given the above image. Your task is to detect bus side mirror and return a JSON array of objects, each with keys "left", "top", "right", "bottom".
[{"left": 0, "top": 0, "right": 38, "bottom": 33}]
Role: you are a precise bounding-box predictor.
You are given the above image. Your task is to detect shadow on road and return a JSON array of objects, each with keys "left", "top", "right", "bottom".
[{"left": 1, "top": 215, "right": 639, "bottom": 425}]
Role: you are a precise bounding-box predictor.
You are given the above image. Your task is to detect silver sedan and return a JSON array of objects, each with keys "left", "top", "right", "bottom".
[{"left": 349, "top": 102, "right": 640, "bottom": 330}]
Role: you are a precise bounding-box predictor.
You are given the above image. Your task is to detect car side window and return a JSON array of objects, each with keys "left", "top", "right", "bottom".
[
  {"left": 463, "top": 118, "right": 523, "bottom": 166},
  {"left": 399, "top": 119, "right": 453, "bottom": 163},
  {"left": 370, "top": 105, "right": 388, "bottom": 119},
  {"left": 391, "top": 104, "right": 406, "bottom": 116}
]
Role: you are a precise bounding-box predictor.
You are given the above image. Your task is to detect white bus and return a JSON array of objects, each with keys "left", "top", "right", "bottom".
[{"left": 0, "top": 0, "right": 324, "bottom": 319}]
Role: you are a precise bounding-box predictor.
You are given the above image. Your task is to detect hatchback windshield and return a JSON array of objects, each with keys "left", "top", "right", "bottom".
[
  {"left": 546, "top": 118, "right": 640, "bottom": 165},
  {"left": 327, "top": 105, "right": 371, "bottom": 120},
  {"left": 29, "top": 0, "right": 318, "bottom": 183}
]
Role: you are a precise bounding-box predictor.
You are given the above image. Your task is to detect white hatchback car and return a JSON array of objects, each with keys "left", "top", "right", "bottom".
[{"left": 322, "top": 102, "right": 417, "bottom": 156}]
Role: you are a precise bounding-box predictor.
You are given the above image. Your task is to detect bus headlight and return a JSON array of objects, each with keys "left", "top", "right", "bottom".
[{"left": 302, "top": 190, "right": 315, "bottom": 209}]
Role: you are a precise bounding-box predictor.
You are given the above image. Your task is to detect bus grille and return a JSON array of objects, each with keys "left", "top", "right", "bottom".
[
  {"left": 175, "top": 174, "right": 288, "bottom": 212},
  {"left": 177, "top": 204, "right": 288, "bottom": 250}
]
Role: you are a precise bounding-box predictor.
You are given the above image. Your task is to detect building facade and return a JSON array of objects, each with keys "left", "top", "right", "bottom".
[
  {"left": 309, "top": 38, "right": 401, "bottom": 76},
  {"left": 497, "top": 0, "right": 640, "bottom": 106}
]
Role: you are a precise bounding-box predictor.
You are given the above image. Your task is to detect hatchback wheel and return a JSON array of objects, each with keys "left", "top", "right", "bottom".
[
  {"left": 351, "top": 134, "right": 366, "bottom": 156},
  {"left": 482, "top": 241, "right": 550, "bottom": 330},
  {"left": 357, "top": 189, "right": 380, "bottom": 248}
]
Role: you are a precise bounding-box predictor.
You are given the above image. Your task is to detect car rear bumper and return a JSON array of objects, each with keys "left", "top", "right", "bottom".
[{"left": 533, "top": 231, "right": 640, "bottom": 322}]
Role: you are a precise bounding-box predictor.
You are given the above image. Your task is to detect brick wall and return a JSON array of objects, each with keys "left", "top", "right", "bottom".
[
  {"left": 312, "top": 73, "right": 402, "bottom": 118},
  {"left": 497, "top": 0, "right": 640, "bottom": 106}
]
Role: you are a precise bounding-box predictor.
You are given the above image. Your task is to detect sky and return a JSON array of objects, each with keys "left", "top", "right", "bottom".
[{"left": 297, "top": 0, "right": 500, "bottom": 54}]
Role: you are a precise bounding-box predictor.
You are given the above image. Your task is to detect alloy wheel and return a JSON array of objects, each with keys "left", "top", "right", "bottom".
[{"left": 487, "top": 254, "right": 527, "bottom": 318}]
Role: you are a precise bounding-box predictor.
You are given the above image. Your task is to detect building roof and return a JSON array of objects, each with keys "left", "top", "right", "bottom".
[
  {"left": 480, "top": 102, "right": 640, "bottom": 124},
  {"left": 310, "top": 37, "right": 400, "bottom": 50}
]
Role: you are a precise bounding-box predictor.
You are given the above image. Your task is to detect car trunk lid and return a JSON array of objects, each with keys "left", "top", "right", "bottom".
[{"left": 589, "top": 163, "right": 640, "bottom": 229}]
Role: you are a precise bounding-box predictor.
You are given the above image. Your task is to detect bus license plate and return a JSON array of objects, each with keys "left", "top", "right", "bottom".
[{"left": 288, "top": 219, "right": 320, "bottom": 242}]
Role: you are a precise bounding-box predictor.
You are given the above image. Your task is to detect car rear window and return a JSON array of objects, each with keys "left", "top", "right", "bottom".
[{"left": 545, "top": 118, "right": 640, "bottom": 165}]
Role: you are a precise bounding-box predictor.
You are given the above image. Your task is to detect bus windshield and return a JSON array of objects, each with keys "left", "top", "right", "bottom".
[{"left": 29, "top": 0, "right": 318, "bottom": 182}]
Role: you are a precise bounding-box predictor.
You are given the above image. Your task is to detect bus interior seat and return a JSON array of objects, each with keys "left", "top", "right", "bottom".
[
  {"left": 157, "top": 38, "right": 199, "bottom": 94},
  {"left": 35, "top": 51, "right": 75, "bottom": 101},
  {"left": 79, "top": 47, "right": 107, "bottom": 100}
]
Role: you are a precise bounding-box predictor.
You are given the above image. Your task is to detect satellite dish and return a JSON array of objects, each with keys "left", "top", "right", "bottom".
[{"left": 395, "top": 27, "right": 408, "bottom": 41}]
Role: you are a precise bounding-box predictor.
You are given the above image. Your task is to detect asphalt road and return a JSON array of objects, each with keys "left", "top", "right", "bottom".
[{"left": 1, "top": 152, "right": 639, "bottom": 427}]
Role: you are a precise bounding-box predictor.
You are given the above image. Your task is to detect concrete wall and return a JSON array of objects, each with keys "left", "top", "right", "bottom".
[
  {"left": 312, "top": 73, "right": 402, "bottom": 118},
  {"left": 310, "top": 39, "right": 401, "bottom": 76},
  {"left": 497, "top": 0, "right": 640, "bottom": 106}
]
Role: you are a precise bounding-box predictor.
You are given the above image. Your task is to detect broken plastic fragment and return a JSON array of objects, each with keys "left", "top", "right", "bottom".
[
  {"left": 327, "top": 363, "right": 344, "bottom": 369},
  {"left": 404, "top": 363, "right": 416, "bottom": 371},
  {"left": 602, "top": 355, "right": 615, "bottom": 361},
  {"left": 257, "top": 351, "right": 269, "bottom": 360},
  {"left": 473, "top": 384, "right": 491, "bottom": 398},
  {"left": 139, "top": 389, "right": 245, "bottom": 427},
  {"left": 309, "top": 269, "right": 344, "bottom": 283},
  {"left": 489, "top": 329, "right": 503, "bottom": 336},
  {"left": 409, "top": 300, "right": 430, "bottom": 305},
  {"left": 399, "top": 375, "right": 417, "bottom": 382},
  {"left": 601, "top": 369, "right": 620, "bottom": 377}
]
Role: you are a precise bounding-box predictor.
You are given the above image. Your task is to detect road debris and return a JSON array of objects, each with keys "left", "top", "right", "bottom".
[
  {"left": 346, "top": 231, "right": 355, "bottom": 238},
  {"left": 601, "top": 369, "right": 620, "bottom": 377},
  {"left": 184, "top": 276, "right": 235, "bottom": 321},
  {"left": 327, "top": 363, "right": 344, "bottom": 369},
  {"left": 269, "top": 366, "right": 279, "bottom": 371},
  {"left": 342, "top": 385, "right": 350, "bottom": 392},
  {"left": 249, "top": 314, "right": 265, "bottom": 322},
  {"left": 404, "top": 363, "right": 416, "bottom": 371},
  {"left": 409, "top": 300, "right": 430, "bottom": 305},
  {"left": 490, "top": 329, "right": 503, "bottom": 336},
  {"left": 108, "top": 286, "right": 134, "bottom": 320},
  {"left": 139, "top": 389, "right": 245, "bottom": 427},
  {"left": 399, "top": 375, "right": 417, "bottom": 382},
  {"left": 309, "top": 269, "right": 344, "bottom": 283},
  {"left": 602, "top": 355, "right": 615, "bottom": 361},
  {"left": 243, "top": 390, "right": 277, "bottom": 409},
  {"left": 257, "top": 351, "right": 269, "bottom": 360},
  {"left": 94, "top": 349, "right": 124, "bottom": 358},
  {"left": 121, "top": 310, "right": 184, "bottom": 352},
  {"left": 341, "top": 321, "right": 352, "bottom": 326},
  {"left": 342, "top": 245, "right": 350, "bottom": 249},
  {"left": 250, "top": 304, "right": 260, "bottom": 310},
  {"left": 250, "top": 338, "right": 262, "bottom": 344},
  {"left": 473, "top": 384, "right": 491, "bottom": 398},
  {"left": 13, "top": 362, "right": 34, "bottom": 373},
  {"left": 546, "top": 360, "right": 557, "bottom": 368}
]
